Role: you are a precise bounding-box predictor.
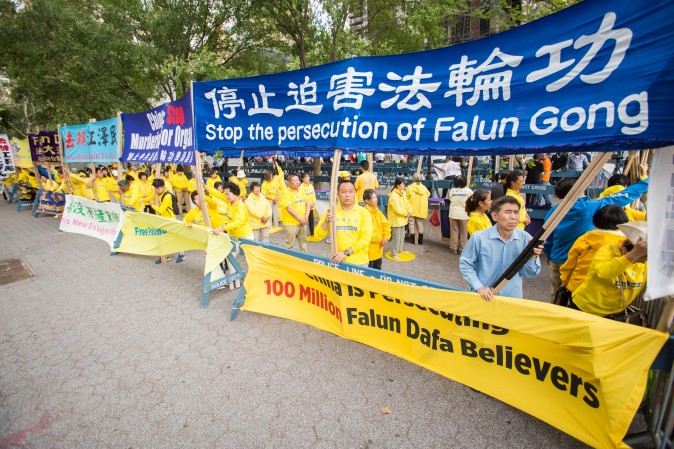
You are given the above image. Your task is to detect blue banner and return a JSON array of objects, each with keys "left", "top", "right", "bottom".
[
  {"left": 59, "top": 118, "right": 120, "bottom": 163},
  {"left": 193, "top": 0, "right": 674, "bottom": 157},
  {"left": 36, "top": 189, "right": 65, "bottom": 215},
  {"left": 121, "top": 90, "right": 195, "bottom": 165}
]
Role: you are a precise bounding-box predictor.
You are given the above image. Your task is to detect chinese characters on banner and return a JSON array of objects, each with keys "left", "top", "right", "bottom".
[
  {"left": 35, "top": 189, "right": 65, "bottom": 215},
  {"left": 59, "top": 195, "right": 123, "bottom": 249},
  {"left": 646, "top": 146, "right": 674, "bottom": 300},
  {"left": 192, "top": 0, "right": 674, "bottom": 157},
  {"left": 28, "top": 131, "right": 61, "bottom": 163},
  {"left": 59, "top": 118, "right": 120, "bottom": 163},
  {"left": 121, "top": 90, "right": 195, "bottom": 165},
  {"left": 0, "top": 134, "right": 16, "bottom": 179}
]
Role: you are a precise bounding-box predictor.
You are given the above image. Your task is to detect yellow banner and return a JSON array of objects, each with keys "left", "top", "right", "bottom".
[
  {"left": 116, "top": 211, "right": 232, "bottom": 275},
  {"left": 241, "top": 245, "right": 667, "bottom": 449},
  {"left": 10, "top": 138, "right": 32, "bottom": 168}
]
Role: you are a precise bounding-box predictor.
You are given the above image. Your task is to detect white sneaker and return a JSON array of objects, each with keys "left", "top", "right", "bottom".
[
  {"left": 234, "top": 279, "right": 241, "bottom": 289},
  {"left": 228, "top": 282, "right": 235, "bottom": 290}
]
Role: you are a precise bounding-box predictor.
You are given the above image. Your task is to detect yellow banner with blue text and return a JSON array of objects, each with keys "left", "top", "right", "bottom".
[
  {"left": 115, "top": 211, "right": 232, "bottom": 275},
  {"left": 241, "top": 244, "right": 667, "bottom": 449}
]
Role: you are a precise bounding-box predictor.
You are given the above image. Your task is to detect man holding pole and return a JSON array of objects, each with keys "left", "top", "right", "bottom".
[{"left": 459, "top": 196, "right": 544, "bottom": 301}]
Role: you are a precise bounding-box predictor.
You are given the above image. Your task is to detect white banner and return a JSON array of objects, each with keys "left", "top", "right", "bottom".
[
  {"left": 0, "top": 134, "right": 16, "bottom": 179},
  {"left": 646, "top": 146, "right": 674, "bottom": 300},
  {"left": 59, "top": 195, "right": 123, "bottom": 249}
]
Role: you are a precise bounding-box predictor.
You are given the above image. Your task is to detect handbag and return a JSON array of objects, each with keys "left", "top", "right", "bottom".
[
  {"left": 602, "top": 278, "right": 649, "bottom": 327},
  {"left": 429, "top": 209, "right": 440, "bottom": 227},
  {"left": 554, "top": 287, "right": 573, "bottom": 307}
]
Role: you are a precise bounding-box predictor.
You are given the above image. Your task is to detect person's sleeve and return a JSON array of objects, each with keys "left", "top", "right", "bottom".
[
  {"left": 520, "top": 255, "right": 542, "bottom": 279},
  {"left": 224, "top": 205, "right": 245, "bottom": 233},
  {"left": 382, "top": 213, "right": 392, "bottom": 240},
  {"left": 459, "top": 238, "right": 484, "bottom": 291},
  {"left": 593, "top": 245, "right": 633, "bottom": 280},
  {"left": 467, "top": 217, "right": 478, "bottom": 236},
  {"left": 354, "top": 177, "right": 362, "bottom": 192},
  {"left": 313, "top": 211, "right": 329, "bottom": 241},
  {"left": 559, "top": 242, "right": 581, "bottom": 285},
  {"left": 183, "top": 208, "right": 196, "bottom": 225},
  {"left": 598, "top": 177, "right": 649, "bottom": 208},
  {"left": 278, "top": 190, "right": 289, "bottom": 210},
  {"left": 140, "top": 188, "right": 155, "bottom": 203},
  {"left": 265, "top": 200, "right": 272, "bottom": 217},
  {"left": 207, "top": 187, "right": 228, "bottom": 201},
  {"left": 152, "top": 194, "right": 171, "bottom": 215},
  {"left": 204, "top": 194, "right": 218, "bottom": 209},
  {"left": 245, "top": 197, "right": 261, "bottom": 219},
  {"left": 389, "top": 195, "right": 406, "bottom": 216},
  {"left": 351, "top": 209, "right": 373, "bottom": 254},
  {"left": 626, "top": 207, "right": 646, "bottom": 221}
]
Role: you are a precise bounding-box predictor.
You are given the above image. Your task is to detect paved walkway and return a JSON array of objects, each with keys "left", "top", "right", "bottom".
[{"left": 0, "top": 200, "right": 589, "bottom": 449}]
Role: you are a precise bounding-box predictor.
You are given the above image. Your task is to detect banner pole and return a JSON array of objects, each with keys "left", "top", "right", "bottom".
[
  {"left": 194, "top": 151, "right": 212, "bottom": 229},
  {"left": 238, "top": 150, "right": 244, "bottom": 170},
  {"left": 329, "top": 150, "right": 342, "bottom": 258},
  {"left": 415, "top": 156, "right": 423, "bottom": 176},
  {"left": 466, "top": 156, "right": 474, "bottom": 185},
  {"left": 491, "top": 151, "right": 614, "bottom": 294},
  {"left": 116, "top": 112, "right": 123, "bottom": 182}
]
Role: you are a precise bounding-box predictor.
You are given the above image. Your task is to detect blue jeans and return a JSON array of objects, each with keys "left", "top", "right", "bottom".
[{"left": 539, "top": 181, "right": 552, "bottom": 206}]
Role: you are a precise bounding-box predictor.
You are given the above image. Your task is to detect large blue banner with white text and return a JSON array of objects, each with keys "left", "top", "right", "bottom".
[
  {"left": 121, "top": 90, "right": 195, "bottom": 165},
  {"left": 193, "top": 0, "right": 674, "bottom": 157},
  {"left": 59, "top": 118, "right": 120, "bottom": 163}
]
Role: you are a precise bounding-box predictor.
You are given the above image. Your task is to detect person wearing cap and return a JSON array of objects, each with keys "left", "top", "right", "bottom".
[
  {"left": 339, "top": 170, "right": 350, "bottom": 181},
  {"left": 569, "top": 221, "right": 648, "bottom": 317},
  {"left": 232, "top": 169, "right": 248, "bottom": 200},
  {"left": 354, "top": 160, "right": 379, "bottom": 204},
  {"left": 406, "top": 173, "right": 431, "bottom": 245}
]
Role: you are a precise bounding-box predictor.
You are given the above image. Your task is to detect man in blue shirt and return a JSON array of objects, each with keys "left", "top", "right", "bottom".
[
  {"left": 460, "top": 196, "right": 543, "bottom": 301},
  {"left": 543, "top": 163, "right": 649, "bottom": 302}
]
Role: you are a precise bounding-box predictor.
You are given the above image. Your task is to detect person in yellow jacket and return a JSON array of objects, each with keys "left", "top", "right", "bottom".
[
  {"left": 314, "top": 179, "right": 373, "bottom": 266},
  {"left": 206, "top": 169, "right": 222, "bottom": 189},
  {"left": 64, "top": 169, "right": 93, "bottom": 199},
  {"left": 354, "top": 160, "right": 379, "bottom": 204},
  {"left": 125, "top": 165, "right": 139, "bottom": 181},
  {"left": 570, "top": 226, "right": 647, "bottom": 317},
  {"left": 187, "top": 176, "right": 198, "bottom": 194},
  {"left": 217, "top": 182, "right": 253, "bottom": 240},
  {"left": 18, "top": 168, "right": 39, "bottom": 201},
  {"left": 114, "top": 179, "right": 143, "bottom": 211},
  {"left": 86, "top": 167, "right": 112, "bottom": 202},
  {"left": 598, "top": 174, "right": 647, "bottom": 221},
  {"left": 136, "top": 172, "right": 156, "bottom": 213},
  {"left": 39, "top": 173, "right": 59, "bottom": 191},
  {"left": 184, "top": 190, "right": 224, "bottom": 229},
  {"left": 465, "top": 190, "right": 492, "bottom": 236},
  {"left": 160, "top": 168, "right": 174, "bottom": 194},
  {"left": 405, "top": 173, "right": 431, "bottom": 245},
  {"left": 245, "top": 182, "right": 272, "bottom": 242},
  {"left": 279, "top": 173, "right": 310, "bottom": 252},
  {"left": 387, "top": 177, "right": 412, "bottom": 261},
  {"left": 363, "top": 189, "right": 391, "bottom": 269},
  {"left": 171, "top": 166, "right": 190, "bottom": 214},
  {"left": 231, "top": 170, "right": 248, "bottom": 200},
  {"left": 504, "top": 170, "right": 530, "bottom": 230},
  {"left": 299, "top": 172, "right": 316, "bottom": 236},
  {"left": 262, "top": 168, "right": 282, "bottom": 228},
  {"left": 150, "top": 179, "right": 185, "bottom": 263},
  {"left": 560, "top": 205, "right": 629, "bottom": 293}
]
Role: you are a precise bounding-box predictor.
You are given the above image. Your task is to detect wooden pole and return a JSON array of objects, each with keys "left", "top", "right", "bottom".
[
  {"left": 492, "top": 151, "right": 614, "bottom": 294},
  {"left": 329, "top": 150, "right": 342, "bottom": 258},
  {"left": 116, "top": 112, "right": 123, "bottom": 182},
  {"left": 237, "top": 150, "right": 244, "bottom": 170},
  {"left": 415, "top": 156, "right": 424, "bottom": 176},
  {"left": 508, "top": 155, "right": 515, "bottom": 170},
  {"left": 466, "top": 156, "right": 474, "bottom": 185},
  {"left": 194, "top": 152, "right": 212, "bottom": 229}
]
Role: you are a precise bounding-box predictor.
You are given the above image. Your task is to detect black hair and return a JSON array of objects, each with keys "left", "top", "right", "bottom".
[
  {"left": 453, "top": 175, "right": 467, "bottom": 188},
  {"left": 138, "top": 172, "right": 147, "bottom": 179},
  {"left": 491, "top": 195, "right": 520, "bottom": 213},
  {"left": 554, "top": 178, "right": 576, "bottom": 199},
  {"left": 264, "top": 170, "right": 274, "bottom": 181},
  {"left": 338, "top": 179, "right": 355, "bottom": 189},
  {"left": 302, "top": 172, "right": 311, "bottom": 180},
  {"left": 151, "top": 179, "right": 165, "bottom": 188},
  {"left": 498, "top": 170, "right": 510, "bottom": 181},
  {"left": 363, "top": 188, "right": 376, "bottom": 201},
  {"left": 593, "top": 205, "right": 629, "bottom": 230},
  {"left": 214, "top": 181, "right": 223, "bottom": 190},
  {"left": 250, "top": 181, "right": 261, "bottom": 189},
  {"left": 392, "top": 177, "right": 405, "bottom": 190},
  {"left": 225, "top": 182, "right": 240, "bottom": 196},
  {"left": 360, "top": 160, "right": 369, "bottom": 170},
  {"left": 607, "top": 174, "right": 629, "bottom": 188},
  {"left": 125, "top": 174, "right": 134, "bottom": 182},
  {"left": 465, "top": 189, "right": 490, "bottom": 215},
  {"left": 504, "top": 171, "right": 523, "bottom": 190},
  {"left": 190, "top": 190, "right": 199, "bottom": 201}
]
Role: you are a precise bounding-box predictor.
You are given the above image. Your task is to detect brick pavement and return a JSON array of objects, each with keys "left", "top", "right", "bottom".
[{"left": 0, "top": 200, "right": 589, "bottom": 449}]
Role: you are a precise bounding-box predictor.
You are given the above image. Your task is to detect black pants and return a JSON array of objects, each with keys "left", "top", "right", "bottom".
[
  {"left": 308, "top": 210, "right": 315, "bottom": 236},
  {"left": 368, "top": 258, "right": 382, "bottom": 270},
  {"left": 144, "top": 205, "right": 155, "bottom": 214},
  {"left": 441, "top": 175, "right": 456, "bottom": 199}
]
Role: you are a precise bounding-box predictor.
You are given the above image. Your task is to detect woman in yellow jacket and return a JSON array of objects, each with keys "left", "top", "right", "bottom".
[
  {"left": 465, "top": 190, "right": 492, "bottom": 236},
  {"left": 244, "top": 182, "right": 272, "bottom": 242},
  {"left": 405, "top": 173, "right": 431, "bottom": 245},
  {"left": 136, "top": 172, "right": 156, "bottom": 213},
  {"left": 184, "top": 191, "right": 224, "bottom": 229},
  {"left": 560, "top": 205, "right": 629, "bottom": 293},
  {"left": 300, "top": 172, "right": 316, "bottom": 235},
  {"left": 570, "top": 226, "right": 647, "bottom": 317},
  {"left": 504, "top": 171, "right": 530, "bottom": 230},
  {"left": 217, "top": 182, "right": 253, "bottom": 240},
  {"left": 387, "top": 177, "right": 412, "bottom": 261},
  {"left": 364, "top": 189, "right": 391, "bottom": 270}
]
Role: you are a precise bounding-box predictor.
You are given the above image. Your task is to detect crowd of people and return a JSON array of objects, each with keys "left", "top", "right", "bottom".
[{"left": 4, "top": 152, "right": 652, "bottom": 325}]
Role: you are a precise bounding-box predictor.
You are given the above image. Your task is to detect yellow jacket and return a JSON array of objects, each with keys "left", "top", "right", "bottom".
[
  {"left": 184, "top": 195, "right": 224, "bottom": 228},
  {"left": 365, "top": 204, "right": 391, "bottom": 261},
  {"left": 90, "top": 178, "right": 112, "bottom": 202},
  {"left": 387, "top": 189, "right": 411, "bottom": 227},
  {"left": 41, "top": 179, "right": 59, "bottom": 191},
  {"left": 245, "top": 192, "right": 272, "bottom": 229},
  {"left": 223, "top": 201, "right": 252, "bottom": 238},
  {"left": 274, "top": 164, "right": 286, "bottom": 191},
  {"left": 598, "top": 185, "right": 646, "bottom": 221},
  {"left": 467, "top": 212, "right": 491, "bottom": 236},
  {"left": 206, "top": 175, "right": 222, "bottom": 189},
  {"left": 405, "top": 182, "right": 431, "bottom": 219},
  {"left": 232, "top": 177, "right": 248, "bottom": 198},
  {"left": 161, "top": 178, "right": 173, "bottom": 194},
  {"left": 187, "top": 177, "right": 198, "bottom": 193},
  {"left": 314, "top": 203, "right": 373, "bottom": 265},
  {"left": 300, "top": 182, "right": 316, "bottom": 207},
  {"left": 152, "top": 190, "right": 176, "bottom": 218},
  {"left": 560, "top": 229, "right": 626, "bottom": 292},
  {"left": 136, "top": 180, "right": 155, "bottom": 205},
  {"left": 572, "top": 243, "right": 647, "bottom": 316},
  {"left": 505, "top": 188, "right": 528, "bottom": 230},
  {"left": 172, "top": 173, "right": 189, "bottom": 190},
  {"left": 262, "top": 180, "right": 280, "bottom": 203},
  {"left": 115, "top": 188, "right": 143, "bottom": 211},
  {"left": 279, "top": 188, "right": 308, "bottom": 225},
  {"left": 354, "top": 171, "right": 379, "bottom": 203}
]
